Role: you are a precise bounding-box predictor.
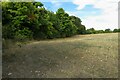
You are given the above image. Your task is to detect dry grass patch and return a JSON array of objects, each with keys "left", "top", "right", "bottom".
[{"left": 3, "top": 33, "right": 118, "bottom": 78}]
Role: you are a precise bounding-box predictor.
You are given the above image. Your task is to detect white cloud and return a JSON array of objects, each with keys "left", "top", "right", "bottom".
[
  {"left": 82, "top": 11, "right": 118, "bottom": 30},
  {"left": 72, "top": 0, "right": 119, "bottom": 30},
  {"left": 73, "top": 0, "right": 97, "bottom": 10}
]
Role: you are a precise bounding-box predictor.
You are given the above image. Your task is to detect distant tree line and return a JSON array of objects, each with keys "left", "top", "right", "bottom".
[
  {"left": 2, "top": 2, "right": 120, "bottom": 41},
  {"left": 86, "top": 28, "right": 120, "bottom": 34}
]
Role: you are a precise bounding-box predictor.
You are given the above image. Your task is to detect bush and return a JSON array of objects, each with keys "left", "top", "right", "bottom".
[{"left": 14, "top": 28, "right": 33, "bottom": 41}]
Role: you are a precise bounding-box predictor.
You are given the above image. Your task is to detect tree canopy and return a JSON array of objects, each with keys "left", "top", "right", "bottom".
[{"left": 2, "top": 2, "right": 86, "bottom": 40}]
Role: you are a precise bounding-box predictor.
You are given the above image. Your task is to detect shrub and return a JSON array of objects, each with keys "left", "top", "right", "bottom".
[{"left": 14, "top": 28, "right": 33, "bottom": 41}]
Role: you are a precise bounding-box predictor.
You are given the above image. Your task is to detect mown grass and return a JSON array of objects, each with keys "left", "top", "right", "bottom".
[{"left": 3, "top": 33, "right": 118, "bottom": 78}]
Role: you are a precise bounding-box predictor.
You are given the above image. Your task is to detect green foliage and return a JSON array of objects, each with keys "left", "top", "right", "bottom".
[
  {"left": 113, "top": 28, "right": 120, "bottom": 32},
  {"left": 86, "top": 28, "right": 96, "bottom": 34},
  {"left": 33, "top": 2, "right": 43, "bottom": 8},
  {"left": 14, "top": 28, "right": 33, "bottom": 41},
  {"left": 56, "top": 8, "right": 78, "bottom": 37},
  {"left": 2, "top": 25, "right": 15, "bottom": 39},
  {"left": 105, "top": 29, "right": 112, "bottom": 33},
  {"left": 113, "top": 29, "right": 118, "bottom": 32},
  {"left": 95, "top": 30, "right": 104, "bottom": 34},
  {"left": 118, "top": 29, "right": 120, "bottom": 32},
  {"left": 70, "top": 16, "right": 86, "bottom": 34},
  {"left": 2, "top": 2, "right": 85, "bottom": 40}
]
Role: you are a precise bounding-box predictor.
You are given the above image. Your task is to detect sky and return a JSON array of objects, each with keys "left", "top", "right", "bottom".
[{"left": 36, "top": 0, "right": 119, "bottom": 30}]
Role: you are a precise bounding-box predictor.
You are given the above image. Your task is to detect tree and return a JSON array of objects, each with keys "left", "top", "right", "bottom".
[
  {"left": 113, "top": 29, "right": 118, "bottom": 32},
  {"left": 95, "top": 30, "right": 104, "bottom": 34},
  {"left": 70, "top": 16, "right": 86, "bottom": 34},
  {"left": 105, "top": 28, "right": 112, "bottom": 33},
  {"left": 56, "top": 8, "right": 77, "bottom": 37},
  {"left": 118, "top": 28, "right": 120, "bottom": 32},
  {"left": 2, "top": 2, "right": 86, "bottom": 40},
  {"left": 2, "top": 2, "right": 44, "bottom": 39},
  {"left": 86, "top": 28, "right": 96, "bottom": 34},
  {"left": 47, "top": 11, "right": 61, "bottom": 38}
]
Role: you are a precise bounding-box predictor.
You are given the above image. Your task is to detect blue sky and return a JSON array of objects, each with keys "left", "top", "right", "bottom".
[
  {"left": 36, "top": 0, "right": 118, "bottom": 30},
  {"left": 42, "top": 2, "right": 102, "bottom": 19}
]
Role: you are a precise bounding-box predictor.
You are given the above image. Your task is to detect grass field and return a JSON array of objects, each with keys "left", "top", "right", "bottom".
[{"left": 3, "top": 33, "right": 118, "bottom": 78}]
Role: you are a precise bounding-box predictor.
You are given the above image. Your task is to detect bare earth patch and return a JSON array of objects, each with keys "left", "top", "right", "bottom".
[{"left": 3, "top": 33, "right": 118, "bottom": 78}]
